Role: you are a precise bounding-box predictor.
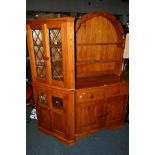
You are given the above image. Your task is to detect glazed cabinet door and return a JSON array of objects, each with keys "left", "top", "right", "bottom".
[
  {"left": 27, "top": 19, "right": 75, "bottom": 89},
  {"left": 49, "top": 90, "right": 75, "bottom": 141},
  {"left": 45, "top": 22, "right": 65, "bottom": 88},
  {"left": 45, "top": 21, "right": 75, "bottom": 89},
  {"left": 49, "top": 91, "right": 65, "bottom": 136},
  {"left": 33, "top": 89, "right": 52, "bottom": 130},
  {"left": 26, "top": 24, "right": 50, "bottom": 83}
]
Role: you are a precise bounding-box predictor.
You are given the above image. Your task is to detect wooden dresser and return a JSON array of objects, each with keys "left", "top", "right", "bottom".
[{"left": 26, "top": 12, "right": 129, "bottom": 144}]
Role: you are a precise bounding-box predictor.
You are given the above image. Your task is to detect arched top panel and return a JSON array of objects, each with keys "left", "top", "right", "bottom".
[{"left": 76, "top": 12, "right": 125, "bottom": 44}]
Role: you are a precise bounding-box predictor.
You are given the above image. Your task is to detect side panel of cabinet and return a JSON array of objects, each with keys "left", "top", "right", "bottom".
[{"left": 64, "top": 21, "right": 75, "bottom": 89}]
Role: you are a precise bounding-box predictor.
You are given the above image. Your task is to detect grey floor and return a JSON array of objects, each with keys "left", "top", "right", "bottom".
[{"left": 26, "top": 108, "right": 129, "bottom": 155}]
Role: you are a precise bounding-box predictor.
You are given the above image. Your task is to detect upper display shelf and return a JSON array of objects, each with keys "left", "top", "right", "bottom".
[{"left": 76, "top": 12, "right": 125, "bottom": 78}]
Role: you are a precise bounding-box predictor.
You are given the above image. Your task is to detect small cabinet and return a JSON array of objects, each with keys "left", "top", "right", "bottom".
[
  {"left": 49, "top": 90, "right": 66, "bottom": 136},
  {"left": 49, "top": 90, "right": 75, "bottom": 141},
  {"left": 26, "top": 18, "right": 75, "bottom": 89},
  {"left": 75, "top": 84, "right": 128, "bottom": 135},
  {"left": 33, "top": 87, "right": 75, "bottom": 142},
  {"left": 26, "top": 23, "right": 64, "bottom": 85}
]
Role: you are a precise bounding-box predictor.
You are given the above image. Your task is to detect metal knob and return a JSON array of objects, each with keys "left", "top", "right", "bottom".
[{"left": 79, "top": 95, "right": 83, "bottom": 99}]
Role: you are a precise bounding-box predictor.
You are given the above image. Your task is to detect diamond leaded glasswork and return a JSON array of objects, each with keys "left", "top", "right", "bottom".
[
  {"left": 31, "top": 30, "right": 46, "bottom": 79},
  {"left": 38, "top": 92, "right": 47, "bottom": 105},
  {"left": 49, "top": 28, "right": 63, "bottom": 81}
]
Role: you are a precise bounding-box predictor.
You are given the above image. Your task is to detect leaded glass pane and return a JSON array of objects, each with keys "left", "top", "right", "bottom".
[
  {"left": 38, "top": 92, "right": 47, "bottom": 104},
  {"left": 52, "top": 96, "right": 63, "bottom": 109},
  {"left": 49, "top": 28, "right": 63, "bottom": 81},
  {"left": 31, "top": 29, "right": 46, "bottom": 79}
]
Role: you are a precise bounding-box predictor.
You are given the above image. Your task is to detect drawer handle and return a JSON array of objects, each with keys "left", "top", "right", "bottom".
[{"left": 90, "top": 95, "right": 94, "bottom": 99}]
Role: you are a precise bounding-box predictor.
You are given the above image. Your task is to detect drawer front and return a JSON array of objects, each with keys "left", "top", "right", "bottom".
[
  {"left": 105, "top": 83, "right": 129, "bottom": 98},
  {"left": 76, "top": 88, "right": 104, "bottom": 103}
]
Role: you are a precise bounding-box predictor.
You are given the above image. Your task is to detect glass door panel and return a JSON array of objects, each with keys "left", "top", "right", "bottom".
[
  {"left": 49, "top": 28, "right": 63, "bottom": 81},
  {"left": 31, "top": 29, "right": 46, "bottom": 79}
]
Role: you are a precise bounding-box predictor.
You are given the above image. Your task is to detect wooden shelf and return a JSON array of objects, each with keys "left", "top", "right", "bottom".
[
  {"left": 77, "top": 42, "right": 122, "bottom": 46},
  {"left": 76, "top": 74, "right": 123, "bottom": 89},
  {"left": 76, "top": 59, "right": 120, "bottom": 65}
]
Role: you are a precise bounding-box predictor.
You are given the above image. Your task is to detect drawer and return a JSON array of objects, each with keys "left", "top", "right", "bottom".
[
  {"left": 76, "top": 88, "right": 104, "bottom": 103},
  {"left": 105, "top": 83, "right": 129, "bottom": 98}
]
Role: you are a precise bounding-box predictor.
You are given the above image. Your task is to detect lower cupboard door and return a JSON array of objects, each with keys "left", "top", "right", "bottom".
[
  {"left": 51, "top": 111, "right": 65, "bottom": 136},
  {"left": 37, "top": 107, "right": 51, "bottom": 130},
  {"left": 106, "top": 96, "right": 127, "bottom": 127},
  {"left": 81, "top": 104, "right": 96, "bottom": 132}
]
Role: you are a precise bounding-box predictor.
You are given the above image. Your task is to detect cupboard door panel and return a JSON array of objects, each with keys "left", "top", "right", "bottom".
[
  {"left": 106, "top": 96, "right": 127, "bottom": 127},
  {"left": 49, "top": 90, "right": 65, "bottom": 135},
  {"left": 81, "top": 105, "right": 96, "bottom": 128},
  {"left": 95, "top": 101, "right": 107, "bottom": 128},
  {"left": 37, "top": 108, "right": 51, "bottom": 130},
  {"left": 76, "top": 101, "right": 108, "bottom": 133},
  {"left": 49, "top": 28, "right": 63, "bottom": 81},
  {"left": 51, "top": 111, "right": 65, "bottom": 135},
  {"left": 76, "top": 103, "right": 96, "bottom": 133},
  {"left": 45, "top": 23, "right": 65, "bottom": 88},
  {"left": 33, "top": 89, "right": 52, "bottom": 130},
  {"left": 49, "top": 90, "right": 75, "bottom": 140}
]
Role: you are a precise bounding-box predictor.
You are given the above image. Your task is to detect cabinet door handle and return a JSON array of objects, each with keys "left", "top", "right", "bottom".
[
  {"left": 90, "top": 95, "right": 94, "bottom": 99},
  {"left": 79, "top": 95, "right": 83, "bottom": 99}
]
